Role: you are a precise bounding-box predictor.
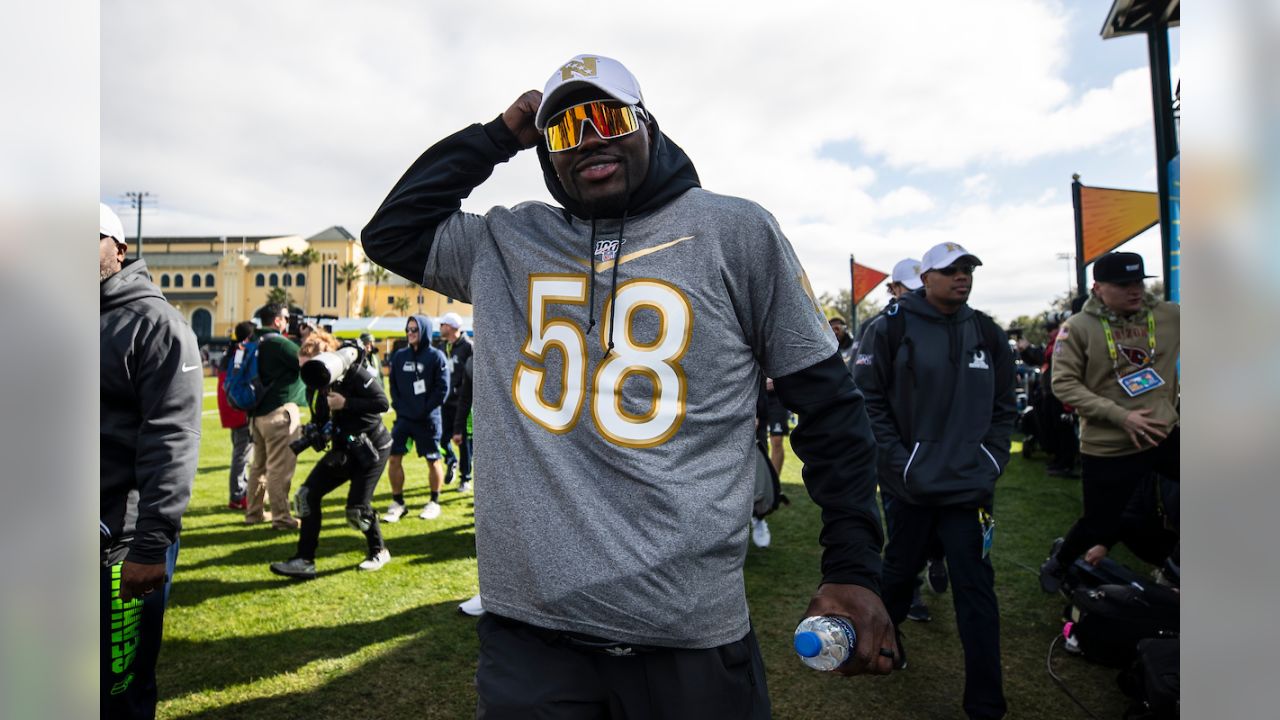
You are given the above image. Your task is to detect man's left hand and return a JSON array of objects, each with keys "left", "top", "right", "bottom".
[
  {"left": 327, "top": 391, "right": 346, "bottom": 411},
  {"left": 803, "top": 582, "right": 896, "bottom": 676},
  {"left": 119, "top": 561, "right": 168, "bottom": 602}
]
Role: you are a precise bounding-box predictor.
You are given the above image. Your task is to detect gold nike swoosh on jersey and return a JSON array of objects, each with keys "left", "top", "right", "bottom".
[{"left": 568, "top": 235, "right": 696, "bottom": 273}]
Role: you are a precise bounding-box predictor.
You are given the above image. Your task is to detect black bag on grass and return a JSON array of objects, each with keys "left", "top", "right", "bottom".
[
  {"left": 1061, "top": 556, "right": 1146, "bottom": 595},
  {"left": 1118, "top": 637, "right": 1180, "bottom": 719},
  {"left": 1063, "top": 583, "right": 1179, "bottom": 667},
  {"left": 752, "top": 439, "right": 788, "bottom": 519}
]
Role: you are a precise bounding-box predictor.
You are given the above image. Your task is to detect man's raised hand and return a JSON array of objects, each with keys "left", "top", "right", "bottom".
[{"left": 503, "top": 90, "right": 544, "bottom": 149}]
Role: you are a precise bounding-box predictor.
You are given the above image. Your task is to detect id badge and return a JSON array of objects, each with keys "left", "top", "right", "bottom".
[
  {"left": 413, "top": 379, "right": 426, "bottom": 395},
  {"left": 1118, "top": 367, "right": 1164, "bottom": 397},
  {"left": 979, "top": 509, "right": 995, "bottom": 559}
]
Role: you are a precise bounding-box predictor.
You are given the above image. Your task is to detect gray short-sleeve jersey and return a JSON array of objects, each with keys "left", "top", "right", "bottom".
[{"left": 426, "top": 187, "right": 836, "bottom": 648}]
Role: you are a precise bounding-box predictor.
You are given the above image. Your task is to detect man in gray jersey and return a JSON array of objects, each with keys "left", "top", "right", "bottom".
[{"left": 363, "top": 53, "right": 892, "bottom": 717}]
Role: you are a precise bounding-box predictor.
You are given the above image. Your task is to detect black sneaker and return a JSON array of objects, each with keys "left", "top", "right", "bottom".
[
  {"left": 1039, "top": 537, "right": 1065, "bottom": 594},
  {"left": 906, "top": 589, "right": 931, "bottom": 622},
  {"left": 443, "top": 462, "right": 455, "bottom": 485},
  {"left": 926, "top": 558, "right": 949, "bottom": 594},
  {"left": 269, "top": 557, "right": 317, "bottom": 580}
]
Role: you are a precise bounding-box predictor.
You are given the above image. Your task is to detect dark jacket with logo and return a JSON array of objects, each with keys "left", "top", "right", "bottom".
[
  {"left": 854, "top": 290, "right": 1015, "bottom": 507},
  {"left": 388, "top": 314, "right": 449, "bottom": 423},
  {"left": 101, "top": 259, "right": 203, "bottom": 565}
]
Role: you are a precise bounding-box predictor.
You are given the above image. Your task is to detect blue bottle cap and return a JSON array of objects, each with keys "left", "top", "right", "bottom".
[{"left": 794, "top": 631, "right": 823, "bottom": 658}]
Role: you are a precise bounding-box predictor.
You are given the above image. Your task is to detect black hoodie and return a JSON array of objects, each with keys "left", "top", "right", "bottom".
[
  {"left": 854, "top": 289, "right": 1015, "bottom": 507},
  {"left": 101, "top": 259, "right": 202, "bottom": 565}
]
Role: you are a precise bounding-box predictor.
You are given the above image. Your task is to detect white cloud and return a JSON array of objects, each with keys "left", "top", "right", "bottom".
[
  {"left": 102, "top": 0, "right": 1164, "bottom": 320},
  {"left": 877, "top": 187, "right": 935, "bottom": 218}
]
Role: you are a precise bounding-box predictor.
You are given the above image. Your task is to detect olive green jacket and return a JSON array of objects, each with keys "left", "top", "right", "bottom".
[{"left": 1051, "top": 293, "right": 1179, "bottom": 457}]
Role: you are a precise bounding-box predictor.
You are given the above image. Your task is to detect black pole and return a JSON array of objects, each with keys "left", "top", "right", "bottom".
[
  {"left": 1071, "top": 175, "right": 1086, "bottom": 300},
  {"left": 848, "top": 254, "right": 858, "bottom": 337},
  {"left": 1146, "top": 24, "right": 1177, "bottom": 300}
]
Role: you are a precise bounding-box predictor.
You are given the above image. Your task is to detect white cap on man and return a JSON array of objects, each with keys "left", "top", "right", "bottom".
[
  {"left": 439, "top": 312, "right": 464, "bottom": 331},
  {"left": 890, "top": 259, "right": 924, "bottom": 290},
  {"left": 534, "top": 54, "right": 645, "bottom": 130},
  {"left": 100, "top": 203, "right": 125, "bottom": 244},
  {"left": 920, "top": 242, "right": 983, "bottom": 274}
]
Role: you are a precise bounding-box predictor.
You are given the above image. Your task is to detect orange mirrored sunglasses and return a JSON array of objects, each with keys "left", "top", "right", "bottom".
[{"left": 544, "top": 100, "right": 644, "bottom": 153}]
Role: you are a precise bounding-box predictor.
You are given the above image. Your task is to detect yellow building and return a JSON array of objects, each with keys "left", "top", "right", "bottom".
[{"left": 136, "top": 226, "right": 471, "bottom": 342}]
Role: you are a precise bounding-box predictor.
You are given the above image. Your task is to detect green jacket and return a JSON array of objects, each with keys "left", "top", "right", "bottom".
[
  {"left": 250, "top": 329, "right": 306, "bottom": 416},
  {"left": 1051, "top": 293, "right": 1179, "bottom": 457}
]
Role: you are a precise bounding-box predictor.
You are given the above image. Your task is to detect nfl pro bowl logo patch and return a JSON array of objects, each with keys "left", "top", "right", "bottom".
[{"left": 594, "top": 237, "right": 625, "bottom": 263}]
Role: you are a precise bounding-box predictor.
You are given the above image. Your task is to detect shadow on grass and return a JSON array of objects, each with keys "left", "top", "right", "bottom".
[{"left": 160, "top": 600, "right": 481, "bottom": 713}]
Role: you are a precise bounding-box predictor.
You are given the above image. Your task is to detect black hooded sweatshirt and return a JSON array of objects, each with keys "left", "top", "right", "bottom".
[
  {"left": 362, "top": 113, "right": 885, "bottom": 593},
  {"left": 101, "top": 259, "right": 202, "bottom": 565}
]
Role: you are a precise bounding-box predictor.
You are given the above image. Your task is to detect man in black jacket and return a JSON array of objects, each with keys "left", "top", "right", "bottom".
[
  {"left": 854, "top": 241, "right": 1015, "bottom": 720},
  {"left": 270, "top": 335, "right": 395, "bottom": 578},
  {"left": 363, "top": 54, "right": 893, "bottom": 716},
  {"left": 100, "top": 202, "right": 202, "bottom": 719},
  {"left": 437, "top": 312, "right": 473, "bottom": 492}
]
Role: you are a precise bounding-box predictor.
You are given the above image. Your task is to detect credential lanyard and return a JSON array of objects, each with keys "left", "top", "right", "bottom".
[{"left": 1099, "top": 311, "right": 1156, "bottom": 372}]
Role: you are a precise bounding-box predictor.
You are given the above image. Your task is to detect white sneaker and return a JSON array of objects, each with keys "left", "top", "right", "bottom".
[
  {"left": 418, "top": 501, "right": 442, "bottom": 520},
  {"left": 458, "top": 480, "right": 472, "bottom": 494},
  {"left": 750, "top": 517, "right": 772, "bottom": 548},
  {"left": 458, "top": 594, "right": 485, "bottom": 616},
  {"left": 382, "top": 501, "right": 407, "bottom": 524},
  {"left": 358, "top": 548, "right": 391, "bottom": 572}
]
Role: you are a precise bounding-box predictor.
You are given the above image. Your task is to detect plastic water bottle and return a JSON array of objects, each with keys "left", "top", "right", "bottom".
[{"left": 794, "top": 615, "right": 856, "bottom": 671}]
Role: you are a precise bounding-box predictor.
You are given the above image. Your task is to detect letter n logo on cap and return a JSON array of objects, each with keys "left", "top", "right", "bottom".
[
  {"left": 561, "top": 57, "right": 598, "bottom": 80},
  {"left": 945, "top": 242, "right": 961, "bottom": 253}
]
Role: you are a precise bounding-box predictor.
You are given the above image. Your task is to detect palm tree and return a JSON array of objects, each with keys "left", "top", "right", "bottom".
[
  {"left": 266, "top": 286, "right": 293, "bottom": 307},
  {"left": 277, "top": 247, "right": 299, "bottom": 272},
  {"left": 336, "top": 261, "right": 361, "bottom": 318},
  {"left": 297, "top": 248, "right": 320, "bottom": 312},
  {"left": 366, "top": 264, "right": 389, "bottom": 313},
  {"left": 392, "top": 296, "right": 411, "bottom": 316}
]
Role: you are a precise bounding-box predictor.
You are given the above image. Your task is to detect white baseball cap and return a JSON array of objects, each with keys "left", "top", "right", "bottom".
[
  {"left": 890, "top": 258, "right": 924, "bottom": 290},
  {"left": 439, "top": 312, "right": 464, "bottom": 330},
  {"left": 100, "top": 202, "right": 125, "bottom": 244},
  {"left": 535, "top": 54, "right": 645, "bottom": 131},
  {"left": 920, "top": 242, "right": 983, "bottom": 274}
]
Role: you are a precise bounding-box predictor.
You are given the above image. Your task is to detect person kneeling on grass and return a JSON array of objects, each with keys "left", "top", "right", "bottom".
[{"left": 271, "top": 331, "right": 394, "bottom": 579}]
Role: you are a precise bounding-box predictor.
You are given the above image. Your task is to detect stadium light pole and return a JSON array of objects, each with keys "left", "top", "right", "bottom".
[
  {"left": 1056, "top": 252, "right": 1074, "bottom": 299},
  {"left": 125, "top": 191, "right": 152, "bottom": 259}
]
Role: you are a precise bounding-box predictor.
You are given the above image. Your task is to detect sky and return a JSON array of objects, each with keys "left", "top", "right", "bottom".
[{"left": 101, "top": 0, "right": 1179, "bottom": 323}]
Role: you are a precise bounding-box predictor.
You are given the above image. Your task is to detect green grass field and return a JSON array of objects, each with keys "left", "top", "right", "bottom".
[{"left": 158, "top": 376, "right": 1141, "bottom": 719}]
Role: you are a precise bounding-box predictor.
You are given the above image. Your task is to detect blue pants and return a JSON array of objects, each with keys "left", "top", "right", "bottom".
[{"left": 101, "top": 540, "right": 180, "bottom": 720}]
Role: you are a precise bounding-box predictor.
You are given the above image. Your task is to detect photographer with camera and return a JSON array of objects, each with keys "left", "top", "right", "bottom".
[{"left": 269, "top": 330, "right": 394, "bottom": 579}]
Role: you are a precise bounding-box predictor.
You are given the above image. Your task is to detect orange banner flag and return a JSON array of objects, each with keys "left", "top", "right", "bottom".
[
  {"left": 1079, "top": 186, "right": 1159, "bottom": 264},
  {"left": 851, "top": 260, "right": 889, "bottom": 305}
]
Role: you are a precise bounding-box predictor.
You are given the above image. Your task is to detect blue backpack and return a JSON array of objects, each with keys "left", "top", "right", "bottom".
[{"left": 223, "top": 339, "right": 272, "bottom": 412}]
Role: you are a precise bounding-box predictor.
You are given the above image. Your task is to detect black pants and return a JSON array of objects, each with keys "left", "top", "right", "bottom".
[
  {"left": 475, "top": 614, "right": 771, "bottom": 719},
  {"left": 295, "top": 443, "right": 389, "bottom": 561},
  {"left": 101, "top": 541, "right": 179, "bottom": 719},
  {"left": 1055, "top": 427, "right": 1180, "bottom": 566},
  {"left": 883, "top": 502, "right": 1006, "bottom": 720},
  {"left": 441, "top": 402, "right": 472, "bottom": 481}
]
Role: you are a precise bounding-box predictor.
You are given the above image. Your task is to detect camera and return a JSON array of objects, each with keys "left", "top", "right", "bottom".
[
  {"left": 290, "top": 421, "right": 333, "bottom": 455},
  {"left": 299, "top": 342, "right": 365, "bottom": 391}
]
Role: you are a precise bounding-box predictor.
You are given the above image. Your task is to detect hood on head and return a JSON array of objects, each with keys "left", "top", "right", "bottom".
[
  {"left": 409, "top": 313, "right": 434, "bottom": 343},
  {"left": 535, "top": 110, "right": 701, "bottom": 220},
  {"left": 101, "top": 259, "right": 164, "bottom": 312}
]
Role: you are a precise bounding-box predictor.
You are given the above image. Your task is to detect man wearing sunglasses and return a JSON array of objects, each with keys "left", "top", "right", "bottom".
[
  {"left": 853, "top": 241, "right": 1014, "bottom": 720},
  {"left": 363, "top": 53, "right": 893, "bottom": 717}
]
